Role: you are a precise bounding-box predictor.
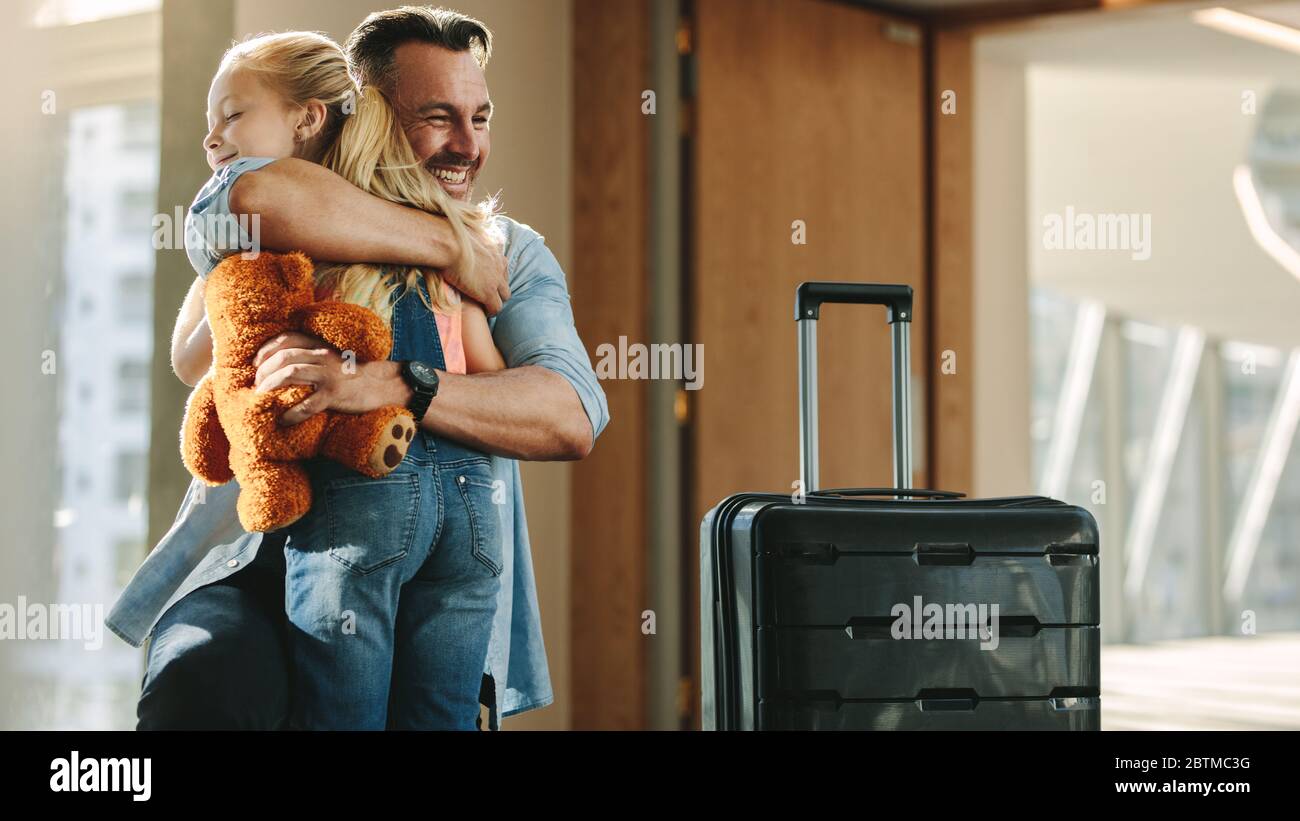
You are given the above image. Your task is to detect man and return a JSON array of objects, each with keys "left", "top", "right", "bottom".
[{"left": 107, "top": 6, "right": 608, "bottom": 730}]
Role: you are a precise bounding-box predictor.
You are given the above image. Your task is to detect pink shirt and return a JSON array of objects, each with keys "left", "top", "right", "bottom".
[
  {"left": 313, "top": 275, "right": 466, "bottom": 374},
  {"left": 432, "top": 278, "right": 467, "bottom": 375}
]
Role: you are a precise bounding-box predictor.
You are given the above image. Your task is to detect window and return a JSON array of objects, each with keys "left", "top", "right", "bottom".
[
  {"left": 116, "top": 360, "right": 149, "bottom": 414},
  {"left": 1137, "top": 390, "right": 1208, "bottom": 641},
  {"left": 1121, "top": 320, "right": 1174, "bottom": 491},
  {"left": 117, "top": 272, "right": 150, "bottom": 323},
  {"left": 1029, "top": 288, "right": 1080, "bottom": 489},
  {"left": 114, "top": 536, "right": 143, "bottom": 590},
  {"left": 122, "top": 101, "right": 157, "bottom": 152},
  {"left": 1030, "top": 286, "right": 1300, "bottom": 641},
  {"left": 118, "top": 189, "right": 155, "bottom": 237},
  {"left": 113, "top": 450, "right": 146, "bottom": 505},
  {"left": 1221, "top": 343, "right": 1283, "bottom": 527},
  {"left": 12, "top": 0, "right": 160, "bottom": 732}
]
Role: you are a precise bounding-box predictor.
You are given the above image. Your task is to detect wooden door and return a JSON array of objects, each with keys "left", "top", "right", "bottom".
[{"left": 689, "top": 0, "right": 927, "bottom": 724}]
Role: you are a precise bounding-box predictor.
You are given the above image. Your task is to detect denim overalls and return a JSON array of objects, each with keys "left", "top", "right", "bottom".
[{"left": 281, "top": 276, "right": 503, "bottom": 730}]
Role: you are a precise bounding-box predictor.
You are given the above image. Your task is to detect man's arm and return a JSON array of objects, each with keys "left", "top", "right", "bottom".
[
  {"left": 374, "top": 362, "right": 593, "bottom": 460},
  {"left": 461, "top": 300, "right": 506, "bottom": 373},
  {"left": 230, "top": 158, "right": 510, "bottom": 313},
  {"left": 253, "top": 226, "right": 610, "bottom": 461}
]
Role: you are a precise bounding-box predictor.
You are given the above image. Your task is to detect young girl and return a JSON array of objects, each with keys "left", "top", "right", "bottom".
[{"left": 180, "top": 31, "right": 507, "bottom": 729}]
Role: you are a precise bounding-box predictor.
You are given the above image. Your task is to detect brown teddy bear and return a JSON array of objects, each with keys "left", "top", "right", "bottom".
[{"left": 180, "top": 250, "right": 417, "bottom": 533}]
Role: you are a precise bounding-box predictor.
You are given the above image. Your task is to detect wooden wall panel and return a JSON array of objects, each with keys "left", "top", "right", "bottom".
[
  {"left": 570, "top": 0, "right": 649, "bottom": 730},
  {"left": 572, "top": 0, "right": 650, "bottom": 732},
  {"left": 931, "top": 29, "right": 974, "bottom": 493},
  {"left": 690, "top": 0, "right": 926, "bottom": 724}
]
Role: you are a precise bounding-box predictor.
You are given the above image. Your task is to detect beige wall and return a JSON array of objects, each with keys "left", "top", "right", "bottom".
[
  {"left": 0, "top": 6, "right": 63, "bottom": 721},
  {"left": 1027, "top": 67, "right": 1300, "bottom": 349},
  {"left": 972, "top": 49, "right": 1034, "bottom": 497},
  {"left": 232, "top": 0, "right": 575, "bottom": 729}
]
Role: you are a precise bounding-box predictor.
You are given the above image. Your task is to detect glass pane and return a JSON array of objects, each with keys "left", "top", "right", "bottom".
[
  {"left": 1221, "top": 342, "right": 1284, "bottom": 529},
  {"left": 1028, "top": 286, "right": 1079, "bottom": 489},
  {"left": 1122, "top": 319, "right": 1174, "bottom": 492},
  {"left": 1063, "top": 366, "right": 1105, "bottom": 509},
  {"left": 24, "top": 100, "right": 160, "bottom": 730},
  {"left": 1245, "top": 392, "right": 1300, "bottom": 632},
  {"left": 1132, "top": 386, "right": 1208, "bottom": 642}
]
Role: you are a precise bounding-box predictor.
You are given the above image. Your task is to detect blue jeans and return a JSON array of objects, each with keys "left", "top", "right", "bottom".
[
  {"left": 137, "top": 530, "right": 293, "bottom": 730},
  {"left": 282, "top": 435, "right": 503, "bottom": 730},
  {"left": 136, "top": 451, "right": 504, "bottom": 730}
]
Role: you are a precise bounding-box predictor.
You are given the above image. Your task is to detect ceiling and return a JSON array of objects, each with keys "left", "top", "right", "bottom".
[
  {"left": 851, "top": 0, "right": 1087, "bottom": 11},
  {"left": 980, "top": 0, "right": 1300, "bottom": 75}
]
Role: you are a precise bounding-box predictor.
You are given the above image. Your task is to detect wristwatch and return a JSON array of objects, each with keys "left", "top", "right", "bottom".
[{"left": 399, "top": 360, "right": 439, "bottom": 421}]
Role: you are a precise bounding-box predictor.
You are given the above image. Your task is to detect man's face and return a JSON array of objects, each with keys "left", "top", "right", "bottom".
[{"left": 389, "top": 43, "right": 492, "bottom": 202}]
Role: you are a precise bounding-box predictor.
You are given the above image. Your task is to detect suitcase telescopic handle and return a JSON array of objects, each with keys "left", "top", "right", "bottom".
[
  {"left": 795, "top": 282, "right": 913, "bottom": 494},
  {"left": 808, "top": 487, "right": 964, "bottom": 500}
]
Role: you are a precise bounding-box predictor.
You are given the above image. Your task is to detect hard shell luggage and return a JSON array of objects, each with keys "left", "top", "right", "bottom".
[{"left": 700, "top": 283, "right": 1101, "bottom": 730}]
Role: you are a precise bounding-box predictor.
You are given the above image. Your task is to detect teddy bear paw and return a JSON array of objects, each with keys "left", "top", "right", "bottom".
[{"left": 368, "top": 414, "right": 417, "bottom": 475}]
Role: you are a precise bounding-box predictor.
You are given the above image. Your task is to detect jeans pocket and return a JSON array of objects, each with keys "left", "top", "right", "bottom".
[
  {"left": 325, "top": 472, "right": 421, "bottom": 575},
  {"left": 454, "top": 466, "right": 504, "bottom": 577}
]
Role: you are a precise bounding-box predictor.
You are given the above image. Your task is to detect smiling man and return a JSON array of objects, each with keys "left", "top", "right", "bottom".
[
  {"left": 380, "top": 40, "right": 495, "bottom": 198},
  {"left": 110, "top": 6, "right": 609, "bottom": 731}
]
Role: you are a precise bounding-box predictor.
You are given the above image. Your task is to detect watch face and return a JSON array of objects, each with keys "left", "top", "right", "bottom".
[{"left": 410, "top": 361, "right": 436, "bottom": 385}]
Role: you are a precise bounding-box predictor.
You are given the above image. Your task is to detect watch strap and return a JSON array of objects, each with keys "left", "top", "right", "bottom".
[{"left": 400, "top": 360, "right": 437, "bottom": 421}]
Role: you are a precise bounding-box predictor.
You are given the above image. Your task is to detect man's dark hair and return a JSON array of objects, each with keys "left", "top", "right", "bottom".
[{"left": 346, "top": 5, "right": 493, "bottom": 91}]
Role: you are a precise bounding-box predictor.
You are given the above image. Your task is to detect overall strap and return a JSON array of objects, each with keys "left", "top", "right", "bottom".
[
  {"left": 388, "top": 271, "right": 448, "bottom": 369},
  {"left": 386, "top": 271, "right": 486, "bottom": 465}
]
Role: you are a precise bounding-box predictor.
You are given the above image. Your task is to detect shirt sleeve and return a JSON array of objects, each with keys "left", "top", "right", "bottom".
[
  {"left": 184, "top": 156, "right": 278, "bottom": 279},
  {"left": 489, "top": 222, "right": 611, "bottom": 444}
]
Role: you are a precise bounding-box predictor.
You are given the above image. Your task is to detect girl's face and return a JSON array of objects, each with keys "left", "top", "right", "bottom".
[{"left": 203, "top": 65, "right": 300, "bottom": 172}]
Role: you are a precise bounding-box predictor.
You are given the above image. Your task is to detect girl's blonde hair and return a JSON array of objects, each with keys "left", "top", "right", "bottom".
[{"left": 219, "top": 31, "right": 501, "bottom": 321}]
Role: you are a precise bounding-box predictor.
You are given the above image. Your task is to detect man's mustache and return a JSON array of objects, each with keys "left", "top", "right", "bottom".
[{"left": 423, "top": 157, "right": 476, "bottom": 172}]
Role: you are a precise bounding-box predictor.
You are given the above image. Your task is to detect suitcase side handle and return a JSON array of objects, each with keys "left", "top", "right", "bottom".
[{"left": 796, "top": 282, "right": 913, "bottom": 494}]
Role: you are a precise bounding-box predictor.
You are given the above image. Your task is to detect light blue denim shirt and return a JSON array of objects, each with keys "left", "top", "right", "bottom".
[
  {"left": 107, "top": 157, "right": 610, "bottom": 727},
  {"left": 183, "top": 157, "right": 274, "bottom": 278}
]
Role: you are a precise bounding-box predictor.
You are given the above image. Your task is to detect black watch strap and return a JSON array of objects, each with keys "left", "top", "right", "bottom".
[{"left": 400, "top": 360, "right": 439, "bottom": 421}]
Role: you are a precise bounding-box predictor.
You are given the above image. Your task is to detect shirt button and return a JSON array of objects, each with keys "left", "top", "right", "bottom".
[{"left": 226, "top": 559, "right": 239, "bottom": 568}]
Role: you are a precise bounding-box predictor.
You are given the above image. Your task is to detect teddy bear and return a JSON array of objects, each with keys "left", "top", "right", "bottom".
[{"left": 180, "top": 250, "right": 417, "bottom": 533}]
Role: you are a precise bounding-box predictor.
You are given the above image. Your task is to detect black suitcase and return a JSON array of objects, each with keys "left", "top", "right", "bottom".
[{"left": 701, "top": 283, "right": 1100, "bottom": 730}]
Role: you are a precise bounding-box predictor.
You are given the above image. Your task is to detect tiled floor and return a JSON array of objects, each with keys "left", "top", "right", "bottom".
[{"left": 1101, "top": 633, "right": 1300, "bottom": 730}]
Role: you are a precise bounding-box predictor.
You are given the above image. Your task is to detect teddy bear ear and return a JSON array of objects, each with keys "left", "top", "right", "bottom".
[{"left": 275, "top": 251, "right": 317, "bottom": 292}]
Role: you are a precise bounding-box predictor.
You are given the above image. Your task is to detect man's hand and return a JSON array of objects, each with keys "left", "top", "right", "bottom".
[
  {"left": 253, "top": 331, "right": 407, "bottom": 426},
  {"left": 442, "top": 228, "right": 510, "bottom": 315}
]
